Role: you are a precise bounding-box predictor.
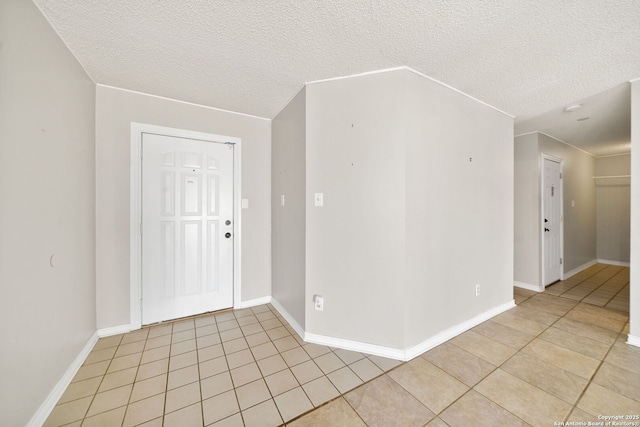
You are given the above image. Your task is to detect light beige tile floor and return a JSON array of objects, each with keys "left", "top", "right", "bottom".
[
  {"left": 44, "top": 304, "right": 400, "bottom": 427},
  {"left": 542, "top": 263, "right": 630, "bottom": 314},
  {"left": 46, "top": 265, "right": 638, "bottom": 426}
]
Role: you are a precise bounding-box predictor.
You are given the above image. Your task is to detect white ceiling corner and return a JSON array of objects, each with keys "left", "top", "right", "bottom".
[{"left": 33, "top": 0, "right": 640, "bottom": 155}]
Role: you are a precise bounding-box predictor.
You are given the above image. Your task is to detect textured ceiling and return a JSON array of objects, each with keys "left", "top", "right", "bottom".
[
  {"left": 34, "top": 0, "right": 640, "bottom": 155},
  {"left": 515, "top": 83, "right": 631, "bottom": 157}
]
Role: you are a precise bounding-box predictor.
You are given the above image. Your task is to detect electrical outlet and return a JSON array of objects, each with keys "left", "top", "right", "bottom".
[
  {"left": 314, "top": 295, "right": 324, "bottom": 311},
  {"left": 475, "top": 284, "right": 480, "bottom": 296}
]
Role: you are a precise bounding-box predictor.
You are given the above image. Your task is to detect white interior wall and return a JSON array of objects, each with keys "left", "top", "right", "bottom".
[
  {"left": 95, "top": 85, "right": 271, "bottom": 329},
  {"left": 305, "top": 71, "right": 406, "bottom": 348},
  {"left": 514, "top": 133, "right": 542, "bottom": 288},
  {"left": 404, "top": 71, "right": 514, "bottom": 348},
  {"left": 300, "top": 68, "right": 514, "bottom": 352},
  {"left": 0, "top": 1, "right": 96, "bottom": 425},
  {"left": 271, "top": 88, "right": 307, "bottom": 329},
  {"left": 595, "top": 154, "right": 631, "bottom": 263}
]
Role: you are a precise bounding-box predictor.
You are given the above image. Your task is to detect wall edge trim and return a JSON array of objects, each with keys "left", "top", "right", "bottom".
[
  {"left": 236, "top": 296, "right": 272, "bottom": 309},
  {"left": 271, "top": 85, "right": 306, "bottom": 120},
  {"left": 98, "top": 84, "right": 270, "bottom": 121},
  {"left": 303, "top": 301, "right": 516, "bottom": 362},
  {"left": 627, "top": 334, "right": 640, "bottom": 348},
  {"left": 304, "top": 332, "right": 406, "bottom": 361},
  {"left": 270, "top": 298, "right": 305, "bottom": 340},
  {"left": 538, "top": 131, "right": 595, "bottom": 158},
  {"left": 563, "top": 259, "right": 598, "bottom": 280},
  {"left": 404, "top": 67, "right": 514, "bottom": 118},
  {"left": 27, "top": 331, "right": 99, "bottom": 427},
  {"left": 514, "top": 281, "right": 543, "bottom": 292},
  {"left": 596, "top": 259, "right": 630, "bottom": 267},
  {"left": 404, "top": 300, "right": 516, "bottom": 361},
  {"left": 97, "top": 324, "right": 132, "bottom": 337},
  {"left": 305, "top": 66, "right": 513, "bottom": 118},
  {"left": 30, "top": 2, "right": 96, "bottom": 84}
]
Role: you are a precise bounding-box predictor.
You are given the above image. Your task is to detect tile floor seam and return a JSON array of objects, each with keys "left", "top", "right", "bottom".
[
  {"left": 443, "top": 387, "right": 532, "bottom": 427},
  {"left": 607, "top": 281, "right": 630, "bottom": 307},
  {"left": 249, "top": 307, "right": 289, "bottom": 424},
  {"left": 481, "top": 283, "right": 622, "bottom": 425},
  {"left": 154, "top": 324, "right": 174, "bottom": 426},
  {"left": 79, "top": 348, "right": 112, "bottom": 425},
  {"left": 119, "top": 332, "right": 147, "bottom": 427},
  {"left": 580, "top": 270, "right": 622, "bottom": 304},
  {"left": 85, "top": 335, "right": 129, "bottom": 424},
  {"left": 561, "top": 327, "right": 629, "bottom": 423},
  {"left": 445, "top": 325, "right": 536, "bottom": 425},
  {"left": 194, "top": 323, "right": 207, "bottom": 427},
  {"left": 283, "top": 355, "right": 398, "bottom": 425},
  {"left": 341, "top": 392, "right": 381, "bottom": 427}
]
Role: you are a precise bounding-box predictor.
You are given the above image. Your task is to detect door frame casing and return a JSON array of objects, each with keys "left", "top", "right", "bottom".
[
  {"left": 130, "top": 123, "right": 242, "bottom": 330},
  {"left": 540, "top": 153, "right": 564, "bottom": 287}
]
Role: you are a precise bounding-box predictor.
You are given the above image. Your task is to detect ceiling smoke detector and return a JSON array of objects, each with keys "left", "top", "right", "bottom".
[{"left": 564, "top": 103, "right": 583, "bottom": 112}]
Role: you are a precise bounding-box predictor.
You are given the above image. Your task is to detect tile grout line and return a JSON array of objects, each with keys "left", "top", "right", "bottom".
[
  {"left": 194, "top": 316, "right": 207, "bottom": 427},
  {"left": 460, "top": 291, "right": 547, "bottom": 426},
  {"left": 561, "top": 323, "right": 628, "bottom": 424},
  {"left": 510, "top": 298, "right": 589, "bottom": 423},
  {"left": 84, "top": 334, "right": 124, "bottom": 425},
  {"left": 120, "top": 329, "right": 146, "bottom": 427},
  {"left": 581, "top": 266, "right": 626, "bottom": 307},
  {"left": 521, "top": 272, "right": 630, "bottom": 424},
  {"left": 158, "top": 321, "right": 175, "bottom": 426}
]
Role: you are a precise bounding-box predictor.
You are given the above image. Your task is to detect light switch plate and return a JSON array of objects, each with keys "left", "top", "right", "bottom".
[
  {"left": 241, "top": 199, "right": 249, "bottom": 209},
  {"left": 314, "top": 193, "right": 323, "bottom": 207}
]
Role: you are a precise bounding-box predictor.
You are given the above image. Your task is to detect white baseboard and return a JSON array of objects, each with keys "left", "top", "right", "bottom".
[
  {"left": 513, "top": 281, "right": 543, "bottom": 292},
  {"left": 627, "top": 334, "right": 640, "bottom": 348},
  {"left": 235, "top": 296, "right": 272, "bottom": 309},
  {"left": 304, "top": 332, "right": 405, "bottom": 360},
  {"left": 404, "top": 300, "right": 516, "bottom": 360},
  {"left": 27, "top": 331, "right": 99, "bottom": 427},
  {"left": 304, "top": 300, "right": 516, "bottom": 362},
  {"left": 270, "top": 297, "right": 305, "bottom": 339},
  {"left": 97, "top": 324, "right": 132, "bottom": 337},
  {"left": 563, "top": 259, "right": 597, "bottom": 279},
  {"left": 597, "top": 259, "right": 630, "bottom": 267}
]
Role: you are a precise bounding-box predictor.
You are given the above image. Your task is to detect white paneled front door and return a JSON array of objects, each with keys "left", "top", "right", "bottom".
[
  {"left": 142, "top": 133, "right": 234, "bottom": 324},
  {"left": 542, "top": 156, "right": 563, "bottom": 286}
]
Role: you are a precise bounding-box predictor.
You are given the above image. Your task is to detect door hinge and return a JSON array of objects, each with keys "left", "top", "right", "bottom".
[
  {"left": 560, "top": 258, "right": 563, "bottom": 265},
  {"left": 224, "top": 141, "right": 236, "bottom": 145},
  {"left": 559, "top": 173, "right": 563, "bottom": 179}
]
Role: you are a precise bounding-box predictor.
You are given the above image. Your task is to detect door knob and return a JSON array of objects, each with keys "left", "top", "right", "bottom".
[
  {"left": 544, "top": 218, "right": 548, "bottom": 223},
  {"left": 225, "top": 232, "right": 232, "bottom": 238},
  {"left": 544, "top": 228, "right": 550, "bottom": 232}
]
